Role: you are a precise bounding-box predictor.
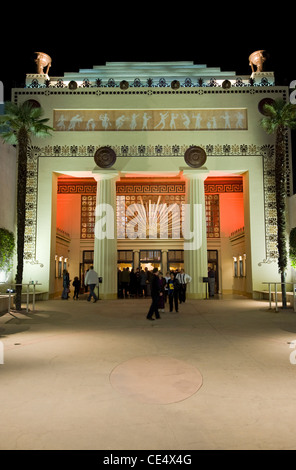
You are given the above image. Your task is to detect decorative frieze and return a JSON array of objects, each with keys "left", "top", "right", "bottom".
[
  {"left": 53, "top": 108, "right": 248, "bottom": 132},
  {"left": 34, "top": 143, "right": 267, "bottom": 158}
]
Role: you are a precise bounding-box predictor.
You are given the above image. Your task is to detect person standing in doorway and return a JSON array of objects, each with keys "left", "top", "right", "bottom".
[
  {"left": 140, "top": 269, "right": 148, "bottom": 298},
  {"left": 72, "top": 276, "right": 81, "bottom": 300},
  {"left": 208, "top": 267, "right": 216, "bottom": 297},
  {"left": 121, "top": 267, "right": 130, "bottom": 298},
  {"left": 167, "top": 272, "right": 180, "bottom": 313},
  {"left": 84, "top": 266, "right": 98, "bottom": 303},
  {"left": 158, "top": 271, "right": 166, "bottom": 313},
  {"left": 164, "top": 271, "right": 171, "bottom": 305},
  {"left": 176, "top": 269, "right": 192, "bottom": 303},
  {"left": 146, "top": 268, "right": 161, "bottom": 321},
  {"left": 61, "top": 269, "right": 70, "bottom": 299}
]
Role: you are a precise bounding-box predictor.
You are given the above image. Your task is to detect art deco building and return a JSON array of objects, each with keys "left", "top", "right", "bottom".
[{"left": 11, "top": 57, "right": 293, "bottom": 299}]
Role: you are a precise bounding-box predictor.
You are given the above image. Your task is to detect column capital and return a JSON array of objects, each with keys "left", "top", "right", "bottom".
[
  {"left": 92, "top": 169, "right": 119, "bottom": 182},
  {"left": 182, "top": 168, "right": 209, "bottom": 181}
]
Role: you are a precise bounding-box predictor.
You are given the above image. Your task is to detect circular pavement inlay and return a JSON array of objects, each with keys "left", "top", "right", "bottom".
[{"left": 110, "top": 356, "right": 203, "bottom": 404}]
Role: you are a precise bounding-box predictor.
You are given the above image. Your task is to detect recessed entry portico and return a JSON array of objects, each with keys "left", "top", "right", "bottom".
[{"left": 54, "top": 168, "right": 245, "bottom": 300}]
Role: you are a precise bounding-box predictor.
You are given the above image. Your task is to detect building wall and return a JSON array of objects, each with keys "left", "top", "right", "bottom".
[
  {"left": 219, "top": 192, "right": 244, "bottom": 294},
  {"left": 56, "top": 193, "right": 83, "bottom": 294},
  {"left": 11, "top": 74, "right": 292, "bottom": 298},
  {"left": 0, "top": 141, "right": 16, "bottom": 233},
  {"left": 0, "top": 141, "right": 16, "bottom": 285},
  {"left": 288, "top": 194, "right": 296, "bottom": 229},
  {"left": 288, "top": 194, "right": 296, "bottom": 283}
]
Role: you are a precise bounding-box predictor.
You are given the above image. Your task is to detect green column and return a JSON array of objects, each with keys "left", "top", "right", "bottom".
[
  {"left": 183, "top": 169, "right": 208, "bottom": 299},
  {"left": 93, "top": 170, "right": 119, "bottom": 299}
]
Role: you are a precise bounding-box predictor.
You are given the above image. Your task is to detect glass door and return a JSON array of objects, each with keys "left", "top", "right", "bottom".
[
  {"left": 139, "top": 250, "right": 162, "bottom": 271},
  {"left": 207, "top": 249, "right": 218, "bottom": 293}
]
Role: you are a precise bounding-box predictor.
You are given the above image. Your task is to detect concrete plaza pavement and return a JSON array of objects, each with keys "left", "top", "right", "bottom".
[{"left": 0, "top": 294, "right": 296, "bottom": 451}]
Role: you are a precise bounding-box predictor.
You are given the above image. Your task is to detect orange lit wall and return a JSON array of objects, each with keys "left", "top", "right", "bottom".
[
  {"left": 56, "top": 194, "right": 72, "bottom": 231},
  {"left": 56, "top": 176, "right": 245, "bottom": 239},
  {"left": 219, "top": 193, "right": 244, "bottom": 237}
]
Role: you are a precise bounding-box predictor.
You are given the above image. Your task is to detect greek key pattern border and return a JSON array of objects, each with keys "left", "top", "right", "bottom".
[{"left": 58, "top": 182, "right": 244, "bottom": 195}]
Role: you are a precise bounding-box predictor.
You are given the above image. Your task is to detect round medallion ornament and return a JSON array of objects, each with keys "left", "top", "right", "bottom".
[
  {"left": 222, "top": 79, "right": 231, "bottom": 89},
  {"left": 68, "top": 80, "right": 78, "bottom": 90},
  {"left": 94, "top": 147, "right": 117, "bottom": 168},
  {"left": 258, "top": 98, "right": 275, "bottom": 116},
  {"left": 171, "top": 80, "right": 180, "bottom": 90},
  {"left": 184, "top": 146, "right": 207, "bottom": 168},
  {"left": 23, "top": 99, "right": 41, "bottom": 109},
  {"left": 120, "top": 80, "right": 129, "bottom": 90}
]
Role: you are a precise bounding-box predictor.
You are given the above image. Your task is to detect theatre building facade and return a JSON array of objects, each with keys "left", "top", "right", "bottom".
[{"left": 14, "top": 59, "right": 294, "bottom": 299}]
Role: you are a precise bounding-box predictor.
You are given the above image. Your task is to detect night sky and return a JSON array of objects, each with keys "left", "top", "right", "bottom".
[{"left": 1, "top": 10, "right": 294, "bottom": 94}]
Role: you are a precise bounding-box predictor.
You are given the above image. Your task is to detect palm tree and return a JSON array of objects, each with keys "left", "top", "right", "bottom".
[
  {"left": 0, "top": 101, "right": 52, "bottom": 310},
  {"left": 261, "top": 99, "right": 296, "bottom": 308}
]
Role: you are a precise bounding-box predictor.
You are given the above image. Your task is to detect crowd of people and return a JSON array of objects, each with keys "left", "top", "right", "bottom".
[
  {"left": 61, "top": 267, "right": 97, "bottom": 302},
  {"left": 118, "top": 266, "right": 192, "bottom": 318},
  {"left": 61, "top": 264, "right": 216, "bottom": 309}
]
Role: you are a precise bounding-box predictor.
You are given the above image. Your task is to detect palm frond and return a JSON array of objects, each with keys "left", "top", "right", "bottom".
[
  {"left": 1, "top": 101, "right": 53, "bottom": 144},
  {"left": 0, "top": 131, "right": 18, "bottom": 145},
  {"left": 261, "top": 99, "right": 296, "bottom": 134}
]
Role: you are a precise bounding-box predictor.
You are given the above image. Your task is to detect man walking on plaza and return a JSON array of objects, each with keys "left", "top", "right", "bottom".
[
  {"left": 84, "top": 266, "right": 99, "bottom": 303},
  {"left": 146, "top": 267, "right": 162, "bottom": 321}
]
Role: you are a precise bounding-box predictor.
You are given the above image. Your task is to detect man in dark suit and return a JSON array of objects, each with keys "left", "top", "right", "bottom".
[{"left": 146, "top": 267, "right": 162, "bottom": 321}]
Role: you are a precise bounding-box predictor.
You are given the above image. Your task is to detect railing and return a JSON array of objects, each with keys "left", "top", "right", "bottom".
[
  {"left": 0, "top": 282, "right": 42, "bottom": 314},
  {"left": 262, "top": 282, "right": 296, "bottom": 312}
]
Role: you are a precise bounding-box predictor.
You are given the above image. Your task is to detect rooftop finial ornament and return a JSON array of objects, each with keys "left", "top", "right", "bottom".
[
  {"left": 35, "top": 52, "right": 52, "bottom": 75},
  {"left": 249, "top": 50, "right": 266, "bottom": 74}
]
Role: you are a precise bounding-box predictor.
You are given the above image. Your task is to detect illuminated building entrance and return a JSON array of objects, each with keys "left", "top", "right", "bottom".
[
  {"left": 55, "top": 173, "right": 244, "bottom": 297},
  {"left": 14, "top": 60, "right": 292, "bottom": 300}
]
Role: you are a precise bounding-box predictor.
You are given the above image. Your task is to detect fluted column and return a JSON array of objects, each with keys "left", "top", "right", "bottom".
[
  {"left": 183, "top": 169, "right": 208, "bottom": 299},
  {"left": 133, "top": 250, "right": 140, "bottom": 269},
  {"left": 161, "top": 249, "right": 168, "bottom": 274},
  {"left": 93, "top": 170, "right": 118, "bottom": 299}
]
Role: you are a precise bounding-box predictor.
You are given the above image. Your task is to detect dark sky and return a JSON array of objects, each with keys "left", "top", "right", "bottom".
[
  {"left": 1, "top": 11, "right": 294, "bottom": 94},
  {"left": 1, "top": 41, "right": 294, "bottom": 95}
]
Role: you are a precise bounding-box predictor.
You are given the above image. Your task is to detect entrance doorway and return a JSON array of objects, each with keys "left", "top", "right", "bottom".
[
  {"left": 80, "top": 250, "right": 94, "bottom": 282},
  {"left": 207, "top": 249, "right": 219, "bottom": 294},
  {"left": 80, "top": 250, "right": 94, "bottom": 294},
  {"left": 117, "top": 250, "right": 133, "bottom": 271},
  {"left": 167, "top": 250, "right": 184, "bottom": 272},
  {"left": 140, "top": 250, "right": 161, "bottom": 271}
]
